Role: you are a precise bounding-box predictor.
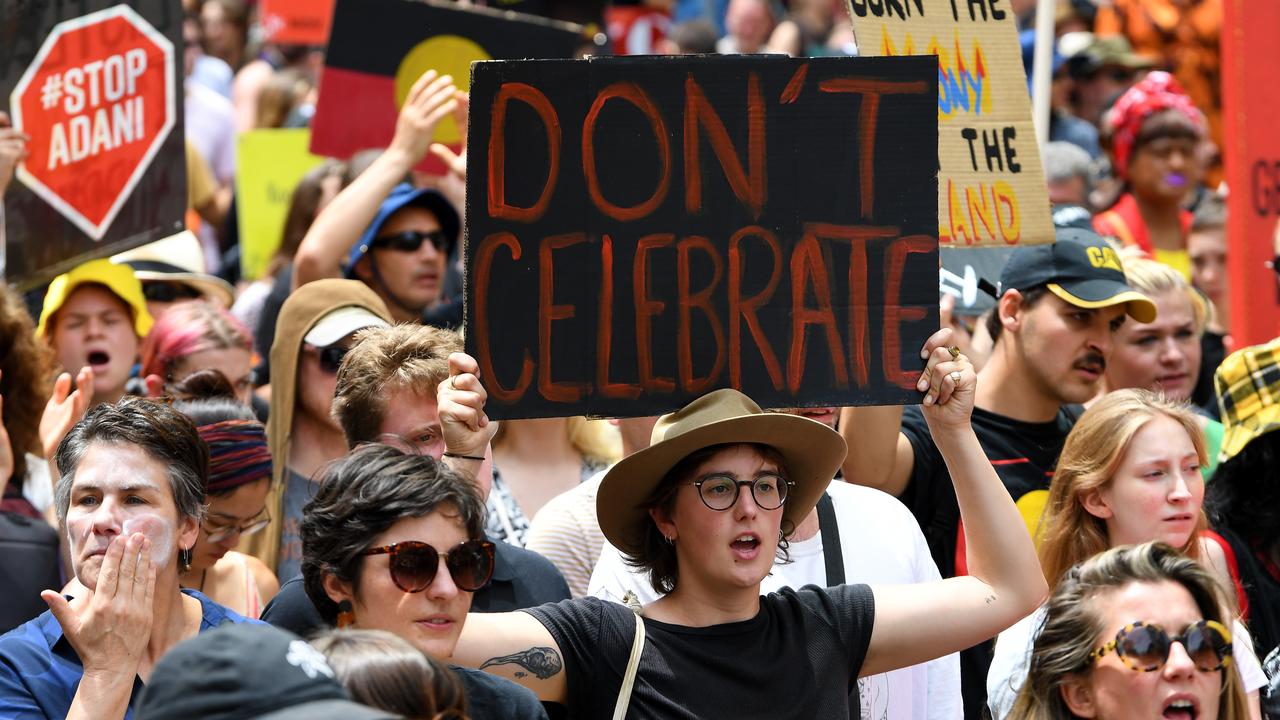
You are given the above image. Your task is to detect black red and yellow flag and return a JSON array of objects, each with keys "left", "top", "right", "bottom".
[{"left": 310, "top": 0, "right": 584, "bottom": 170}]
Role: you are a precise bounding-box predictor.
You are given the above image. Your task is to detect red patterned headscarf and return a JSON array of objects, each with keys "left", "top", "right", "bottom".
[{"left": 1105, "top": 71, "right": 1205, "bottom": 179}]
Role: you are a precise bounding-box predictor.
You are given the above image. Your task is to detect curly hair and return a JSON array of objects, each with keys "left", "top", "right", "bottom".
[
  {"left": 300, "top": 443, "right": 485, "bottom": 624},
  {"left": 625, "top": 442, "right": 792, "bottom": 596},
  {"left": 1009, "top": 542, "right": 1248, "bottom": 720},
  {"left": 0, "top": 284, "right": 53, "bottom": 489},
  {"left": 310, "top": 629, "right": 469, "bottom": 720},
  {"left": 331, "top": 324, "right": 460, "bottom": 448}
]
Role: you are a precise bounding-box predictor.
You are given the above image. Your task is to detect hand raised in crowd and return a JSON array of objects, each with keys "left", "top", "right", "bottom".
[
  {"left": 429, "top": 90, "right": 470, "bottom": 212},
  {"left": 915, "top": 327, "right": 976, "bottom": 430},
  {"left": 41, "top": 533, "right": 155, "bottom": 692},
  {"left": 0, "top": 111, "right": 30, "bottom": 197},
  {"left": 437, "top": 352, "right": 496, "bottom": 460},
  {"left": 40, "top": 367, "right": 95, "bottom": 460},
  {"left": 388, "top": 70, "right": 460, "bottom": 169}
]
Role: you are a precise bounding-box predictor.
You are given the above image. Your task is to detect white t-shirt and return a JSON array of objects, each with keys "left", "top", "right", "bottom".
[
  {"left": 987, "top": 606, "right": 1269, "bottom": 719},
  {"left": 589, "top": 479, "right": 962, "bottom": 720}
]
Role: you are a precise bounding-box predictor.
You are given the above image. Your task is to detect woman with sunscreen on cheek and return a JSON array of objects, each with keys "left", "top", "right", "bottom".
[{"left": 0, "top": 398, "right": 261, "bottom": 720}]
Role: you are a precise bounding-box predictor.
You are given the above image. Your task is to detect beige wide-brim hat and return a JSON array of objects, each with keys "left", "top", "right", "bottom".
[{"left": 597, "top": 389, "right": 848, "bottom": 557}]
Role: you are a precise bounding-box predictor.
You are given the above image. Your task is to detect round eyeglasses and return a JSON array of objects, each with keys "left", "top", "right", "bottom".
[
  {"left": 690, "top": 473, "right": 793, "bottom": 511},
  {"left": 202, "top": 509, "right": 271, "bottom": 544}
]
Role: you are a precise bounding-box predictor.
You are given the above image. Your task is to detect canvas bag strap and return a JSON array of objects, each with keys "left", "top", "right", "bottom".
[{"left": 613, "top": 594, "right": 646, "bottom": 720}]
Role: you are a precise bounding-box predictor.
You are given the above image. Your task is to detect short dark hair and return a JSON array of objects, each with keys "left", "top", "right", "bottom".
[
  {"left": 625, "top": 442, "right": 792, "bottom": 595},
  {"left": 301, "top": 444, "right": 486, "bottom": 624},
  {"left": 984, "top": 285, "right": 1051, "bottom": 343},
  {"left": 54, "top": 397, "right": 208, "bottom": 527}
]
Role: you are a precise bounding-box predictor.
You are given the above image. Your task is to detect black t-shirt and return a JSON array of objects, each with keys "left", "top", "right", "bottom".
[
  {"left": 453, "top": 665, "right": 550, "bottom": 720},
  {"left": 261, "top": 536, "right": 571, "bottom": 637},
  {"left": 523, "top": 584, "right": 875, "bottom": 719},
  {"left": 899, "top": 404, "right": 1081, "bottom": 578}
]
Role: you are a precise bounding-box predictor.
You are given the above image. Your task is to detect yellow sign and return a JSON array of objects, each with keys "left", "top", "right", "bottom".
[
  {"left": 235, "top": 129, "right": 326, "bottom": 280},
  {"left": 847, "top": 0, "right": 1054, "bottom": 246}
]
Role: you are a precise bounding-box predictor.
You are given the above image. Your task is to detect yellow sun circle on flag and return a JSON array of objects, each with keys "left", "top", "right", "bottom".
[{"left": 394, "top": 35, "right": 491, "bottom": 145}]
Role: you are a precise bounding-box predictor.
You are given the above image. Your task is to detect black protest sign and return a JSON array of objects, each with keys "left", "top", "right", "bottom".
[
  {"left": 2, "top": 0, "right": 186, "bottom": 290},
  {"left": 466, "top": 55, "right": 939, "bottom": 420}
]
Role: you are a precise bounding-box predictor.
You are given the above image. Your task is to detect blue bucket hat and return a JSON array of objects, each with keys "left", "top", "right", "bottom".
[{"left": 343, "top": 183, "right": 461, "bottom": 278}]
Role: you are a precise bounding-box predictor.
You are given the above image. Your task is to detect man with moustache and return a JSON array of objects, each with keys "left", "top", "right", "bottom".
[
  {"left": 292, "top": 70, "right": 464, "bottom": 327},
  {"left": 839, "top": 227, "right": 1156, "bottom": 715}
]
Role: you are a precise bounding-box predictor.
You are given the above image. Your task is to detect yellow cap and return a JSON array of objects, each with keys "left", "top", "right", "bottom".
[{"left": 35, "top": 259, "right": 154, "bottom": 340}]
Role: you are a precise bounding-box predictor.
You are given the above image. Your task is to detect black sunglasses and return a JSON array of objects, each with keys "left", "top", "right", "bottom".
[
  {"left": 307, "top": 343, "right": 349, "bottom": 374},
  {"left": 142, "top": 281, "right": 203, "bottom": 303},
  {"left": 362, "top": 539, "right": 495, "bottom": 593},
  {"left": 370, "top": 229, "right": 452, "bottom": 255}
]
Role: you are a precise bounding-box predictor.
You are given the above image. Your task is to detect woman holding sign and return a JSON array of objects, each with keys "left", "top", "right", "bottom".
[{"left": 451, "top": 330, "right": 1047, "bottom": 717}]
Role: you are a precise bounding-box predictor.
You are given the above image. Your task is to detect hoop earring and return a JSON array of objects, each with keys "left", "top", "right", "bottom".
[
  {"left": 179, "top": 547, "right": 193, "bottom": 572},
  {"left": 337, "top": 600, "right": 356, "bottom": 628},
  {"left": 663, "top": 535, "right": 674, "bottom": 546}
]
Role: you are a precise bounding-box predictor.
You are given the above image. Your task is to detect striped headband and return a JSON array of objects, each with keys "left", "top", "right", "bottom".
[{"left": 198, "top": 420, "right": 273, "bottom": 494}]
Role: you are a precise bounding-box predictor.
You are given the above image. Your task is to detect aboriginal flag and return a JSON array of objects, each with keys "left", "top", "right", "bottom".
[{"left": 310, "top": 0, "right": 584, "bottom": 169}]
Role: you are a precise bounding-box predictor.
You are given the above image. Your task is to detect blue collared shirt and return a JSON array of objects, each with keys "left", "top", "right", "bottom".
[{"left": 0, "top": 589, "right": 259, "bottom": 719}]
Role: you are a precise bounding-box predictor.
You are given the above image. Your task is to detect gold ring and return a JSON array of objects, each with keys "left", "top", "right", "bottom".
[
  {"left": 948, "top": 346, "right": 961, "bottom": 360},
  {"left": 951, "top": 371, "right": 962, "bottom": 385}
]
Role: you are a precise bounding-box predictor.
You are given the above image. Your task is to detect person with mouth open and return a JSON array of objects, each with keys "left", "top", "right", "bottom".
[
  {"left": 1008, "top": 541, "right": 1249, "bottom": 720},
  {"left": 839, "top": 229, "right": 1155, "bottom": 716},
  {"left": 447, "top": 333, "right": 1048, "bottom": 718},
  {"left": 35, "top": 259, "right": 155, "bottom": 408},
  {"left": 987, "top": 389, "right": 1268, "bottom": 719},
  {"left": 1093, "top": 71, "right": 1208, "bottom": 282}
]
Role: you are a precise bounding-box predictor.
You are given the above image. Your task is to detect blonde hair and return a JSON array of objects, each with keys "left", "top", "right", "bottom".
[
  {"left": 1119, "top": 255, "right": 1211, "bottom": 333},
  {"left": 1009, "top": 542, "right": 1249, "bottom": 720},
  {"left": 1038, "top": 389, "right": 1208, "bottom": 588}
]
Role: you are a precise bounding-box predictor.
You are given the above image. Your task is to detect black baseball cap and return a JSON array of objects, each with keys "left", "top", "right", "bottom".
[
  {"left": 135, "top": 623, "right": 400, "bottom": 720},
  {"left": 998, "top": 227, "right": 1157, "bottom": 323}
]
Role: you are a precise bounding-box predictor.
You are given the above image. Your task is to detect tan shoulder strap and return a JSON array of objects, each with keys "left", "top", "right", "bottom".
[{"left": 612, "top": 601, "right": 646, "bottom": 720}]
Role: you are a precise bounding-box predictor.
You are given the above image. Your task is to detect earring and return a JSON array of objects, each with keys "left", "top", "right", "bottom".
[
  {"left": 337, "top": 600, "right": 356, "bottom": 628},
  {"left": 179, "top": 547, "right": 193, "bottom": 572},
  {"left": 664, "top": 535, "right": 674, "bottom": 546}
]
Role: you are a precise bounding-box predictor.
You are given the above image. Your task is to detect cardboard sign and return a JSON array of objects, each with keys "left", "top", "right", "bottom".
[
  {"left": 309, "top": 0, "right": 583, "bottom": 172},
  {"left": 260, "top": 0, "right": 335, "bottom": 47},
  {"left": 236, "top": 129, "right": 326, "bottom": 281},
  {"left": 465, "top": 55, "right": 940, "bottom": 420},
  {"left": 2, "top": 0, "right": 185, "bottom": 290},
  {"left": 1222, "top": 0, "right": 1280, "bottom": 346},
  {"left": 847, "top": 0, "right": 1053, "bottom": 247}
]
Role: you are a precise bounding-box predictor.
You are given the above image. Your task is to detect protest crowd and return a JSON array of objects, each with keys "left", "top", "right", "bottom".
[{"left": 1, "top": 0, "right": 1279, "bottom": 718}]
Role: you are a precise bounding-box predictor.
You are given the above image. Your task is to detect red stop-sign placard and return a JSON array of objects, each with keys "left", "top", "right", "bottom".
[{"left": 10, "top": 5, "right": 175, "bottom": 240}]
